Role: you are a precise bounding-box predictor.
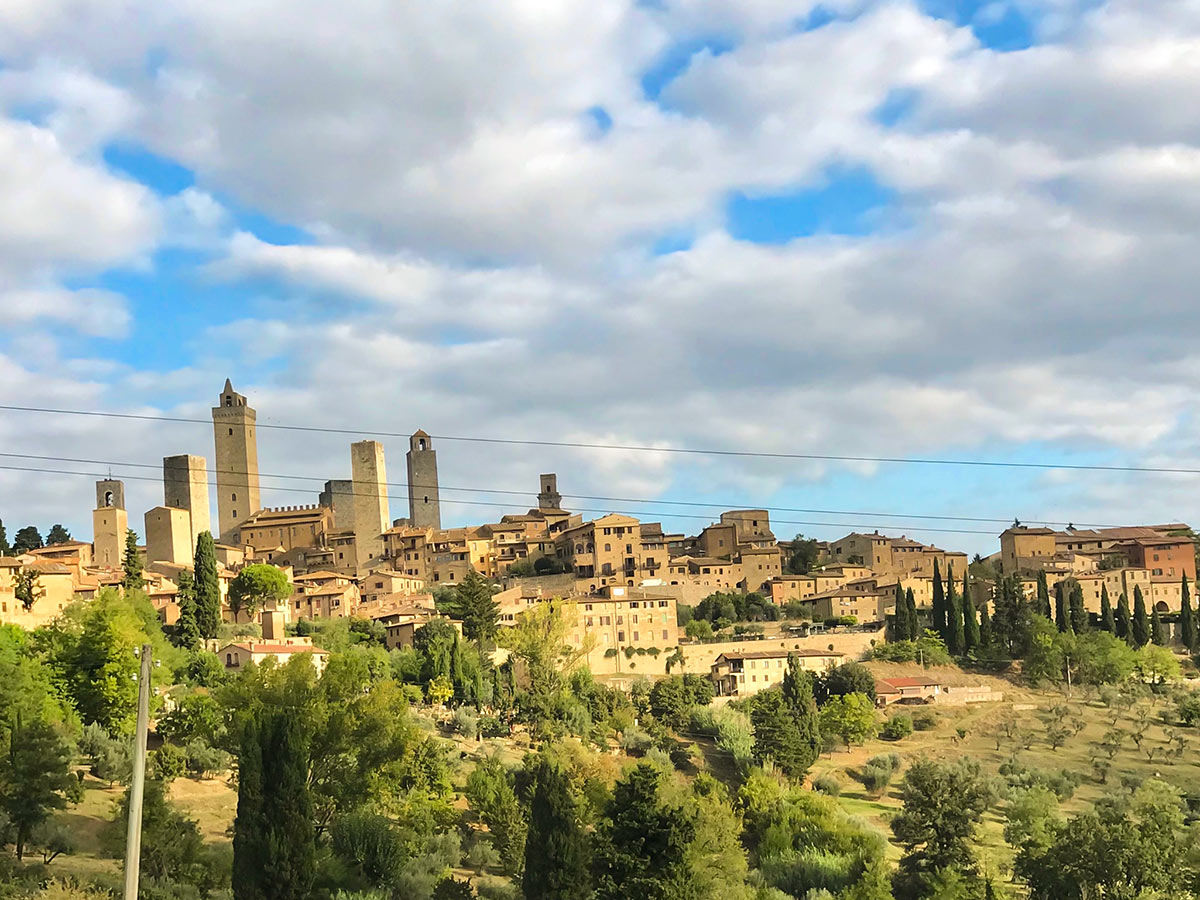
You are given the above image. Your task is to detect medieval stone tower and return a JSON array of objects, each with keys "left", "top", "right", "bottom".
[
  {"left": 92, "top": 479, "right": 127, "bottom": 568},
  {"left": 350, "top": 440, "right": 390, "bottom": 569},
  {"left": 538, "top": 473, "right": 563, "bottom": 510},
  {"left": 211, "top": 379, "right": 261, "bottom": 543},
  {"left": 406, "top": 430, "right": 441, "bottom": 530},
  {"left": 163, "top": 454, "right": 211, "bottom": 551}
]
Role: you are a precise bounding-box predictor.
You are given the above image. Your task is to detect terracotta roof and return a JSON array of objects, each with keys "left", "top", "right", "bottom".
[
  {"left": 0, "top": 557, "right": 21, "bottom": 567},
  {"left": 293, "top": 571, "right": 341, "bottom": 581},
  {"left": 25, "top": 561, "right": 72, "bottom": 574},
  {"left": 878, "top": 676, "right": 941, "bottom": 689}
]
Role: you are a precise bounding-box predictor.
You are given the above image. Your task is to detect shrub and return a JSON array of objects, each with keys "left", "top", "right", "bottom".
[
  {"left": 880, "top": 715, "right": 913, "bottom": 741},
  {"left": 453, "top": 707, "right": 479, "bottom": 740},
  {"left": 856, "top": 765, "right": 893, "bottom": 796},
  {"left": 184, "top": 739, "right": 230, "bottom": 778},
  {"left": 619, "top": 726, "right": 653, "bottom": 755},
  {"left": 478, "top": 716, "right": 507, "bottom": 738},
  {"left": 866, "top": 752, "right": 902, "bottom": 773},
  {"left": 1176, "top": 692, "right": 1200, "bottom": 726},
  {"left": 912, "top": 710, "right": 939, "bottom": 731},
  {"left": 150, "top": 743, "right": 187, "bottom": 782},
  {"left": 813, "top": 774, "right": 841, "bottom": 796}
]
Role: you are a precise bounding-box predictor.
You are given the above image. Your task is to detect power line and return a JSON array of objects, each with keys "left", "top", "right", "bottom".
[
  {"left": 1, "top": 403, "right": 1196, "bottom": 475},
  {"left": 0, "top": 463, "right": 1003, "bottom": 535},
  {"left": 0, "top": 451, "right": 1102, "bottom": 529}
]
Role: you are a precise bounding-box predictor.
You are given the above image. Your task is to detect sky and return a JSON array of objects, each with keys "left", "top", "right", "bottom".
[{"left": 3, "top": 0, "right": 1200, "bottom": 558}]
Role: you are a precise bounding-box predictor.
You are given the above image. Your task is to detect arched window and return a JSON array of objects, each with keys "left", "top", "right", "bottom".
[
  {"left": 419, "top": 439, "right": 427, "bottom": 451},
  {"left": 226, "top": 396, "right": 232, "bottom": 407},
  {"left": 226, "top": 653, "right": 233, "bottom": 665},
  {"left": 232, "top": 493, "right": 237, "bottom": 501},
  {"left": 104, "top": 490, "right": 114, "bottom": 507}
]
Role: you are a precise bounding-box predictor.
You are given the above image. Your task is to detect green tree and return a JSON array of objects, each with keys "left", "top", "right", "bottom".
[
  {"left": 0, "top": 716, "right": 79, "bottom": 860},
  {"left": 946, "top": 565, "right": 964, "bottom": 656},
  {"left": 14, "top": 568, "right": 44, "bottom": 611},
  {"left": 12, "top": 525, "right": 43, "bottom": 553},
  {"left": 892, "top": 583, "right": 909, "bottom": 641},
  {"left": 0, "top": 519, "right": 9, "bottom": 555},
  {"left": 1115, "top": 592, "right": 1132, "bottom": 643},
  {"left": 978, "top": 602, "right": 992, "bottom": 649},
  {"left": 228, "top": 564, "right": 290, "bottom": 622},
  {"left": 592, "top": 763, "right": 696, "bottom": 900},
  {"left": 905, "top": 588, "right": 919, "bottom": 642},
  {"left": 1099, "top": 585, "right": 1115, "bottom": 634},
  {"left": 931, "top": 560, "right": 946, "bottom": 641},
  {"left": 193, "top": 532, "right": 222, "bottom": 639},
  {"left": 108, "top": 776, "right": 210, "bottom": 884},
  {"left": 45, "top": 524, "right": 72, "bottom": 545},
  {"left": 751, "top": 659, "right": 820, "bottom": 778},
  {"left": 992, "top": 574, "right": 1032, "bottom": 657},
  {"left": 172, "top": 570, "right": 202, "bottom": 651},
  {"left": 523, "top": 758, "right": 590, "bottom": 900},
  {"left": 1036, "top": 570, "right": 1051, "bottom": 618},
  {"left": 122, "top": 529, "right": 144, "bottom": 591},
  {"left": 1180, "top": 576, "right": 1195, "bottom": 651},
  {"left": 819, "top": 693, "right": 877, "bottom": 750},
  {"left": 786, "top": 534, "right": 821, "bottom": 575},
  {"left": 892, "top": 757, "right": 994, "bottom": 896},
  {"left": 465, "top": 755, "right": 527, "bottom": 876},
  {"left": 1069, "top": 581, "right": 1088, "bottom": 634},
  {"left": 447, "top": 570, "right": 500, "bottom": 647},
  {"left": 232, "top": 709, "right": 315, "bottom": 900},
  {"left": 1054, "top": 581, "right": 1071, "bottom": 634},
  {"left": 1151, "top": 606, "right": 1167, "bottom": 646},
  {"left": 818, "top": 662, "right": 876, "bottom": 703},
  {"left": 1132, "top": 586, "right": 1150, "bottom": 647},
  {"left": 962, "top": 571, "right": 979, "bottom": 653}
]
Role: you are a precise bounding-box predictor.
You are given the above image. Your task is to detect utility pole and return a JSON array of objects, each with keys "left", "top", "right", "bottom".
[{"left": 123, "top": 644, "right": 152, "bottom": 900}]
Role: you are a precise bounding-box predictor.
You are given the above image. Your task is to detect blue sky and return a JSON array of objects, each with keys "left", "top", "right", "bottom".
[{"left": 1, "top": 0, "right": 1198, "bottom": 557}]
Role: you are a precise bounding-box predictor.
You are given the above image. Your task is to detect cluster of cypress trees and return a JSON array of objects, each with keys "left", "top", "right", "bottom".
[
  {"left": 169, "top": 531, "right": 222, "bottom": 650},
  {"left": 905, "top": 560, "right": 981, "bottom": 657}
]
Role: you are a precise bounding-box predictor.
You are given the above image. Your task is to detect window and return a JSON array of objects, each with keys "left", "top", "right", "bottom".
[
  {"left": 605, "top": 543, "right": 611, "bottom": 552},
  {"left": 233, "top": 509, "right": 237, "bottom": 518},
  {"left": 662, "top": 629, "right": 668, "bottom": 640},
  {"left": 633, "top": 631, "right": 639, "bottom": 641},
  {"left": 229, "top": 428, "right": 233, "bottom": 435},
  {"left": 226, "top": 653, "right": 233, "bottom": 664},
  {"left": 618, "top": 631, "right": 625, "bottom": 642}
]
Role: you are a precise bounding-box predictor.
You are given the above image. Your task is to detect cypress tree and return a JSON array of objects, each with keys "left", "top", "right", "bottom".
[
  {"left": 172, "top": 570, "right": 202, "bottom": 650},
  {"left": 1132, "top": 586, "right": 1150, "bottom": 647},
  {"left": 962, "top": 571, "right": 979, "bottom": 653},
  {"left": 1036, "top": 570, "right": 1051, "bottom": 619},
  {"left": 1181, "top": 576, "right": 1195, "bottom": 651},
  {"left": 1069, "top": 581, "right": 1088, "bottom": 633},
  {"left": 194, "top": 532, "right": 221, "bottom": 640},
  {"left": 892, "top": 583, "right": 908, "bottom": 641},
  {"left": 781, "top": 657, "right": 822, "bottom": 768},
  {"left": 523, "top": 758, "right": 589, "bottom": 900},
  {"left": 905, "top": 588, "right": 918, "bottom": 640},
  {"left": 233, "top": 716, "right": 265, "bottom": 900},
  {"left": 1054, "top": 582, "right": 1071, "bottom": 633},
  {"left": 932, "top": 560, "right": 946, "bottom": 640},
  {"left": 946, "top": 565, "right": 964, "bottom": 656},
  {"left": 1151, "top": 606, "right": 1167, "bottom": 646},
  {"left": 1116, "top": 592, "right": 1132, "bottom": 643},
  {"left": 262, "top": 711, "right": 315, "bottom": 899},
  {"left": 978, "top": 603, "right": 992, "bottom": 650},
  {"left": 122, "top": 529, "right": 144, "bottom": 591},
  {"left": 1099, "top": 585, "right": 1116, "bottom": 634}
]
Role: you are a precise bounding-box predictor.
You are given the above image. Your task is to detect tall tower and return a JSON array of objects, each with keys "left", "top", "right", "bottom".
[
  {"left": 350, "top": 441, "right": 390, "bottom": 569},
  {"left": 164, "top": 454, "right": 211, "bottom": 552},
  {"left": 92, "top": 479, "right": 127, "bottom": 568},
  {"left": 406, "top": 430, "right": 441, "bottom": 530},
  {"left": 319, "top": 479, "right": 355, "bottom": 530},
  {"left": 537, "top": 473, "right": 563, "bottom": 510},
  {"left": 212, "top": 378, "right": 261, "bottom": 543}
]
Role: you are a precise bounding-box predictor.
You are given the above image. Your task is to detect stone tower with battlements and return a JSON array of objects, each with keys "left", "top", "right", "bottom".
[
  {"left": 350, "top": 440, "right": 390, "bottom": 570},
  {"left": 92, "top": 479, "right": 127, "bottom": 568},
  {"left": 163, "top": 454, "right": 211, "bottom": 552},
  {"left": 212, "top": 379, "right": 261, "bottom": 543},
  {"left": 406, "top": 430, "right": 441, "bottom": 530}
]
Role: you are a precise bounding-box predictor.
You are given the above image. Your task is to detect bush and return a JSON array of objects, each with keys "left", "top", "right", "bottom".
[
  {"left": 912, "top": 710, "right": 939, "bottom": 731},
  {"left": 880, "top": 715, "right": 914, "bottom": 741},
  {"left": 855, "top": 765, "right": 893, "bottom": 796},
  {"left": 812, "top": 774, "right": 841, "bottom": 796},
  {"left": 453, "top": 707, "right": 479, "bottom": 740},
  {"left": 184, "top": 739, "right": 230, "bottom": 778},
  {"left": 478, "top": 716, "right": 507, "bottom": 738},
  {"left": 150, "top": 743, "right": 187, "bottom": 782},
  {"left": 866, "top": 752, "right": 903, "bottom": 774},
  {"left": 619, "top": 726, "right": 653, "bottom": 755},
  {"left": 1176, "top": 692, "right": 1200, "bottom": 726}
]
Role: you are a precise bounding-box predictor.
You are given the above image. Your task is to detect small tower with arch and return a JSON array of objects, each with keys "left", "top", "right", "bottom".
[{"left": 406, "top": 430, "right": 441, "bottom": 530}]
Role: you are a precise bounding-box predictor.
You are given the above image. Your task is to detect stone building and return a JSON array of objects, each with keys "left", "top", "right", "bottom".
[
  {"left": 212, "top": 379, "right": 261, "bottom": 542},
  {"left": 163, "top": 454, "right": 211, "bottom": 551},
  {"left": 92, "top": 479, "right": 127, "bottom": 569},
  {"left": 406, "top": 430, "right": 441, "bottom": 530},
  {"left": 144, "top": 506, "right": 192, "bottom": 566},
  {"left": 350, "top": 440, "right": 390, "bottom": 570}
]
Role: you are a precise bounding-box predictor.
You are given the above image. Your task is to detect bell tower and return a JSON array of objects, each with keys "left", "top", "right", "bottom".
[
  {"left": 406, "top": 430, "right": 441, "bottom": 530},
  {"left": 92, "top": 479, "right": 127, "bottom": 568},
  {"left": 212, "top": 378, "right": 261, "bottom": 543}
]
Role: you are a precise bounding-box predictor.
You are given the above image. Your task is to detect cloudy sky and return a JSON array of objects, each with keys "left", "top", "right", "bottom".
[{"left": 2, "top": 0, "right": 1199, "bottom": 556}]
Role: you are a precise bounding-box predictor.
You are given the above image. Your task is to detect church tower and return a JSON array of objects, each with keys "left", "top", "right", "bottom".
[
  {"left": 92, "top": 479, "right": 127, "bottom": 568},
  {"left": 406, "top": 430, "right": 441, "bottom": 529},
  {"left": 212, "top": 379, "right": 261, "bottom": 543},
  {"left": 350, "top": 440, "right": 390, "bottom": 569},
  {"left": 537, "top": 473, "right": 563, "bottom": 510}
]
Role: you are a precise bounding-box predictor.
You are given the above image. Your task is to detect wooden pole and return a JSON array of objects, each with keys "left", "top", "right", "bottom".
[{"left": 123, "top": 644, "right": 152, "bottom": 900}]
